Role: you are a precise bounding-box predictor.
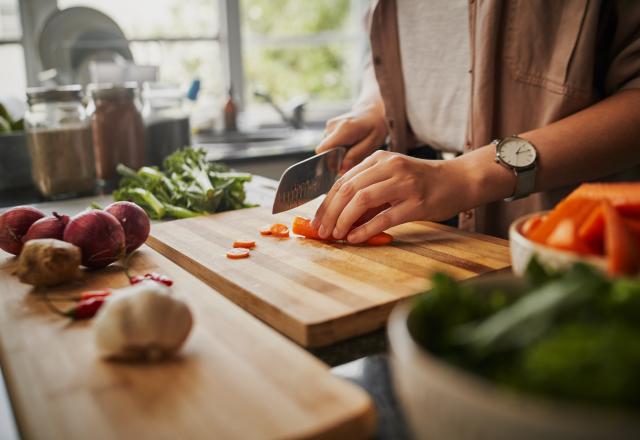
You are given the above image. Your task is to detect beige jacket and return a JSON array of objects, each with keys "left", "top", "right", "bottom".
[{"left": 368, "top": 0, "right": 640, "bottom": 237}]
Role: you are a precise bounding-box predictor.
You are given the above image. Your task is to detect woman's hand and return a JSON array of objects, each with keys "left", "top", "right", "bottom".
[
  {"left": 312, "top": 150, "right": 479, "bottom": 243},
  {"left": 315, "top": 103, "right": 388, "bottom": 173}
]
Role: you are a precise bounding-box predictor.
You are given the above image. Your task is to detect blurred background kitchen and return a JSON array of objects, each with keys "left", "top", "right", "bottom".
[{"left": 0, "top": 0, "right": 370, "bottom": 206}]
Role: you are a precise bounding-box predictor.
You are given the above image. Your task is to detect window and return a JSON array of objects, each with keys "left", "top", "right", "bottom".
[
  {"left": 58, "top": 0, "right": 223, "bottom": 95},
  {"left": 241, "top": 0, "right": 369, "bottom": 122},
  {"left": 2, "top": 0, "right": 369, "bottom": 123}
]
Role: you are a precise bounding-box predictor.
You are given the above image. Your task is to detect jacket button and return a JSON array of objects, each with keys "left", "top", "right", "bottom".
[{"left": 373, "top": 56, "right": 382, "bottom": 66}]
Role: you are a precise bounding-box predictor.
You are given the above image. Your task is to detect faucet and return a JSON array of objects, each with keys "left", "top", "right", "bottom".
[{"left": 254, "top": 90, "right": 306, "bottom": 129}]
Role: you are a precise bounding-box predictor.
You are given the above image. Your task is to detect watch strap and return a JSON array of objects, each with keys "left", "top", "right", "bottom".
[{"left": 505, "top": 166, "right": 536, "bottom": 202}]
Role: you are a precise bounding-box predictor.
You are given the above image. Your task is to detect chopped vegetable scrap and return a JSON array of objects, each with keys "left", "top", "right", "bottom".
[
  {"left": 270, "top": 223, "right": 290, "bottom": 238},
  {"left": 227, "top": 248, "right": 250, "bottom": 259},
  {"left": 233, "top": 239, "right": 256, "bottom": 249},
  {"left": 523, "top": 182, "right": 640, "bottom": 275},
  {"left": 259, "top": 225, "right": 272, "bottom": 236}
]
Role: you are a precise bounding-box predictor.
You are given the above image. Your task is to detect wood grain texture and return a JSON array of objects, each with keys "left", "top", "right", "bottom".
[
  {"left": 0, "top": 246, "right": 375, "bottom": 440},
  {"left": 148, "top": 202, "right": 511, "bottom": 347}
]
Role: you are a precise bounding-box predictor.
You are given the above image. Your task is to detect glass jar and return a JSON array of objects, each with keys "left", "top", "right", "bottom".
[
  {"left": 88, "top": 83, "right": 146, "bottom": 187},
  {"left": 24, "top": 85, "right": 96, "bottom": 198}
]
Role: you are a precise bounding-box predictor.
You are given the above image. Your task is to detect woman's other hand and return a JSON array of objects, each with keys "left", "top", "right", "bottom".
[{"left": 316, "top": 103, "right": 388, "bottom": 174}]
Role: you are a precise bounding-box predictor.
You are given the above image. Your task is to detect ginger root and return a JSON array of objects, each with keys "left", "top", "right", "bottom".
[{"left": 15, "top": 238, "right": 81, "bottom": 286}]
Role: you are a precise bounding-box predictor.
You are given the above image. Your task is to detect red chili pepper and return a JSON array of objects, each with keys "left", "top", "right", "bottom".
[
  {"left": 64, "top": 297, "right": 105, "bottom": 320},
  {"left": 144, "top": 272, "right": 174, "bottom": 286},
  {"left": 79, "top": 289, "right": 111, "bottom": 301},
  {"left": 129, "top": 275, "right": 146, "bottom": 285},
  {"left": 129, "top": 272, "right": 173, "bottom": 286}
]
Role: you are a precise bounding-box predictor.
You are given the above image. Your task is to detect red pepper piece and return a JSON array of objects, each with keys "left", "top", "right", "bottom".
[
  {"left": 65, "top": 297, "right": 105, "bottom": 320},
  {"left": 144, "top": 272, "right": 174, "bottom": 286},
  {"left": 130, "top": 275, "right": 146, "bottom": 285},
  {"left": 79, "top": 289, "right": 111, "bottom": 301}
]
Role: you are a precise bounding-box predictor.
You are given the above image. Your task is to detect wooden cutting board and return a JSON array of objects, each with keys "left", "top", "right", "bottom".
[
  {"left": 148, "top": 203, "right": 511, "bottom": 347},
  {"left": 0, "top": 247, "right": 374, "bottom": 440}
]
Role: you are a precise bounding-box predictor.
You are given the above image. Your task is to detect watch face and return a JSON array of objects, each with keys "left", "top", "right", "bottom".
[{"left": 497, "top": 137, "right": 537, "bottom": 168}]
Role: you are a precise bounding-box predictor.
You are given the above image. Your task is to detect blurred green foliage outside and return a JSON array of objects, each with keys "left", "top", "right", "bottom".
[{"left": 242, "top": 0, "right": 355, "bottom": 102}]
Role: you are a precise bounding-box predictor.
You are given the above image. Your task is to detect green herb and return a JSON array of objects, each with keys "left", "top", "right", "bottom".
[
  {"left": 113, "top": 147, "right": 255, "bottom": 219},
  {"left": 0, "top": 103, "right": 23, "bottom": 133},
  {"left": 409, "top": 258, "right": 640, "bottom": 409}
]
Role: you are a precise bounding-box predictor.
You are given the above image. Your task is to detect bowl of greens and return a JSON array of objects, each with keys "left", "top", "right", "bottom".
[{"left": 388, "top": 259, "right": 640, "bottom": 440}]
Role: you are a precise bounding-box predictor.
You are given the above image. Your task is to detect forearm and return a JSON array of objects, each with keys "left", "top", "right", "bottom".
[{"left": 459, "top": 89, "right": 640, "bottom": 208}]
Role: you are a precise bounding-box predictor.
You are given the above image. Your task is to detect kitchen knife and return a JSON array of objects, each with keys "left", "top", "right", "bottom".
[{"left": 272, "top": 147, "right": 346, "bottom": 214}]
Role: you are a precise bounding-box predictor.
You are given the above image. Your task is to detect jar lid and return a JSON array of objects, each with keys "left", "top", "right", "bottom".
[
  {"left": 26, "top": 85, "right": 83, "bottom": 105},
  {"left": 88, "top": 82, "right": 138, "bottom": 100}
]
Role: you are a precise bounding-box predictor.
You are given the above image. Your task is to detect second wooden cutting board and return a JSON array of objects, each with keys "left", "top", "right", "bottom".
[{"left": 148, "top": 203, "right": 511, "bottom": 347}]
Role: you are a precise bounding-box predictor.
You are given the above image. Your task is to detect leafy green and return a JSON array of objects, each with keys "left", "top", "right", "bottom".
[
  {"left": 0, "top": 103, "right": 23, "bottom": 133},
  {"left": 409, "top": 258, "right": 640, "bottom": 409},
  {"left": 113, "top": 147, "right": 254, "bottom": 219}
]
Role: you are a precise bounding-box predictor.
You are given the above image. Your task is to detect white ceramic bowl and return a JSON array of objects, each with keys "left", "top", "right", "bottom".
[
  {"left": 509, "top": 212, "right": 606, "bottom": 276},
  {"left": 388, "top": 274, "right": 639, "bottom": 440}
]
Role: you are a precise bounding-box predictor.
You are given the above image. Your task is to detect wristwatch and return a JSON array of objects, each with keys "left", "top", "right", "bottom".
[{"left": 492, "top": 135, "right": 538, "bottom": 201}]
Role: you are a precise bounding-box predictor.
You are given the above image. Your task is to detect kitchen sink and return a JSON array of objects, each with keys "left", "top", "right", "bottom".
[
  {"left": 195, "top": 129, "right": 291, "bottom": 144},
  {"left": 193, "top": 128, "right": 324, "bottom": 162}
]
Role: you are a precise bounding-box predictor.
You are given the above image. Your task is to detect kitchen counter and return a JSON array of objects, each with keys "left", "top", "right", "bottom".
[{"left": 0, "top": 174, "right": 413, "bottom": 439}]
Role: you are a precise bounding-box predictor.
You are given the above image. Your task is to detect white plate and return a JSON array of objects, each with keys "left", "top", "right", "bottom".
[{"left": 38, "top": 7, "right": 133, "bottom": 84}]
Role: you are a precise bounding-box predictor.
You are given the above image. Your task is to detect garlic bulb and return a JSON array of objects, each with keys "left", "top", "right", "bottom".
[{"left": 94, "top": 280, "right": 193, "bottom": 360}]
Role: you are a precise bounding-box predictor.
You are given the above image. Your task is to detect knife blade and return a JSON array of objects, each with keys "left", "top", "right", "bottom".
[{"left": 272, "top": 147, "right": 346, "bottom": 214}]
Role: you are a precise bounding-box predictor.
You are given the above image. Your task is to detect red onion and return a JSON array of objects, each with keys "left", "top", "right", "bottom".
[
  {"left": 63, "top": 210, "right": 125, "bottom": 268},
  {"left": 104, "top": 201, "right": 150, "bottom": 254},
  {"left": 23, "top": 212, "right": 70, "bottom": 243},
  {"left": 0, "top": 206, "right": 45, "bottom": 255}
]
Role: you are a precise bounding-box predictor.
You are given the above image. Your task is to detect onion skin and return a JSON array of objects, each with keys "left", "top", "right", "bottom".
[
  {"left": 0, "top": 206, "right": 45, "bottom": 255},
  {"left": 104, "top": 201, "right": 150, "bottom": 254},
  {"left": 63, "top": 210, "right": 126, "bottom": 268},
  {"left": 23, "top": 212, "right": 70, "bottom": 243}
]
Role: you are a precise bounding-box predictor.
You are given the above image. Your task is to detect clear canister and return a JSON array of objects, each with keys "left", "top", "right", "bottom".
[
  {"left": 24, "top": 85, "right": 96, "bottom": 198},
  {"left": 88, "top": 83, "right": 146, "bottom": 187}
]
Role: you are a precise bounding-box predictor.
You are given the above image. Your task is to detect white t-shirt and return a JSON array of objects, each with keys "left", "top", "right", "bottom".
[{"left": 396, "top": 0, "right": 470, "bottom": 152}]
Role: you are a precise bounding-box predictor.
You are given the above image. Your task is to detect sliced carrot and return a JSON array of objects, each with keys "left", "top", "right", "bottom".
[
  {"left": 545, "top": 218, "right": 592, "bottom": 255},
  {"left": 521, "top": 214, "right": 544, "bottom": 237},
  {"left": 623, "top": 218, "right": 640, "bottom": 249},
  {"left": 233, "top": 239, "right": 256, "bottom": 249},
  {"left": 568, "top": 183, "right": 640, "bottom": 216},
  {"left": 259, "top": 225, "right": 272, "bottom": 236},
  {"left": 365, "top": 232, "right": 394, "bottom": 246},
  {"left": 528, "top": 198, "right": 600, "bottom": 244},
  {"left": 270, "top": 223, "right": 290, "bottom": 238},
  {"left": 292, "top": 216, "right": 322, "bottom": 239},
  {"left": 624, "top": 217, "right": 640, "bottom": 237},
  {"left": 226, "top": 248, "right": 250, "bottom": 259},
  {"left": 603, "top": 202, "right": 639, "bottom": 276},
  {"left": 578, "top": 204, "right": 605, "bottom": 255}
]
